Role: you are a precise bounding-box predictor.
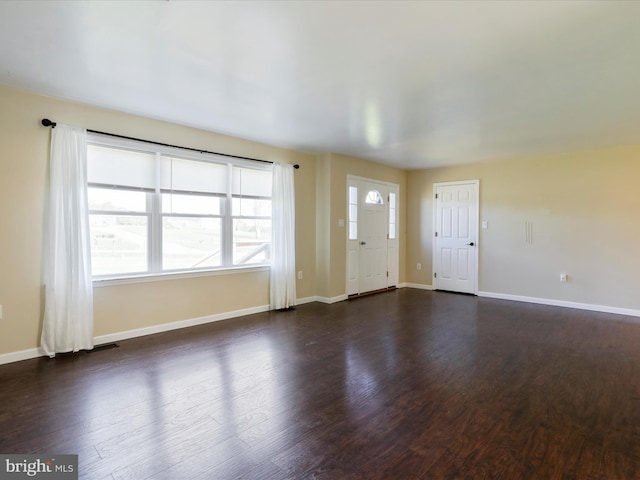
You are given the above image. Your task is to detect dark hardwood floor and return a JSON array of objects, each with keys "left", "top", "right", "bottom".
[{"left": 2, "top": 289, "right": 640, "bottom": 479}]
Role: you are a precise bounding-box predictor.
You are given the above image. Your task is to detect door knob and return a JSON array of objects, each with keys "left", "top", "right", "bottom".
[
  {"left": 466, "top": 242, "right": 475, "bottom": 246},
  {"left": 360, "top": 241, "right": 366, "bottom": 245}
]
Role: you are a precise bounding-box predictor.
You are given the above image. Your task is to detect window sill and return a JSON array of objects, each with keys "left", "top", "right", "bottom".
[{"left": 93, "top": 265, "right": 270, "bottom": 287}]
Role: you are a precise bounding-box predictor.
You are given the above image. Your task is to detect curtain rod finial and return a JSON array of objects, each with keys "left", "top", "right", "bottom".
[
  {"left": 294, "top": 164, "right": 300, "bottom": 169},
  {"left": 41, "top": 118, "right": 56, "bottom": 127}
]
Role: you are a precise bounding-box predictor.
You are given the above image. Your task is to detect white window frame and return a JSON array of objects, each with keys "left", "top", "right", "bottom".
[{"left": 87, "top": 134, "right": 273, "bottom": 284}]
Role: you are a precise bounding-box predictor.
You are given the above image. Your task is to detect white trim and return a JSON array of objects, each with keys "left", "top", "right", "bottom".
[
  {"left": 287, "top": 295, "right": 348, "bottom": 305},
  {"left": 432, "top": 179, "right": 480, "bottom": 294},
  {"left": 401, "top": 283, "right": 434, "bottom": 290},
  {"left": 477, "top": 291, "right": 640, "bottom": 319},
  {"left": 0, "top": 347, "right": 45, "bottom": 366},
  {"left": 432, "top": 179, "right": 479, "bottom": 188},
  {"left": 295, "top": 296, "right": 318, "bottom": 305},
  {"left": 316, "top": 294, "right": 349, "bottom": 304},
  {"left": 93, "top": 265, "right": 269, "bottom": 287}
]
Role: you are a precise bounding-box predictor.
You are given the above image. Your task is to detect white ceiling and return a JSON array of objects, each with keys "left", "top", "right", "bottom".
[{"left": 1, "top": 0, "right": 639, "bottom": 169}]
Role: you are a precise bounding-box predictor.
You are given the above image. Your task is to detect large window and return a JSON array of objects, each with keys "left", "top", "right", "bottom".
[{"left": 87, "top": 136, "right": 272, "bottom": 279}]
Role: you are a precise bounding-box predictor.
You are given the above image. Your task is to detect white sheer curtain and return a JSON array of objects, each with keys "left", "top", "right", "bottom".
[
  {"left": 270, "top": 163, "right": 296, "bottom": 310},
  {"left": 41, "top": 124, "right": 94, "bottom": 356}
]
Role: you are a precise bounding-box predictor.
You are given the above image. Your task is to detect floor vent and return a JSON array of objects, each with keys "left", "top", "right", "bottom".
[{"left": 87, "top": 343, "right": 119, "bottom": 353}]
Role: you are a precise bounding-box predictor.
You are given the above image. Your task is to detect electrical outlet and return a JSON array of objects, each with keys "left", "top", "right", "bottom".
[
  {"left": 297, "top": 271, "right": 303, "bottom": 280},
  {"left": 416, "top": 263, "right": 422, "bottom": 271},
  {"left": 560, "top": 273, "right": 568, "bottom": 282}
]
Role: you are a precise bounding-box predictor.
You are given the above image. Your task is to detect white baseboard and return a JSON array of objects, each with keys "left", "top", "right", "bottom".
[
  {"left": 0, "top": 304, "right": 272, "bottom": 366},
  {"left": 315, "top": 294, "right": 348, "bottom": 304},
  {"left": 401, "top": 283, "right": 434, "bottom": 290},
  {"left": 0, "top": 347, "right": 46, "bottom": 366},
  {"left": 295, "top": 296, "right": 318, "bottom": 305},
  {"left": 477, "top": 291, "right": 640, "bottom": 319}
]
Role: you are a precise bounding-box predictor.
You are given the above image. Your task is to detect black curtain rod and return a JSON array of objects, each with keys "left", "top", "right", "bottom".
[{"left": 41, "top": 118, "right": 299, "bottom": 169}]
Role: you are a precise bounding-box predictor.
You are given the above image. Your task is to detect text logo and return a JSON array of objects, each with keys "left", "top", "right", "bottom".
[{"left": 0, "top": 455, "right": 77, "bottom": 479}]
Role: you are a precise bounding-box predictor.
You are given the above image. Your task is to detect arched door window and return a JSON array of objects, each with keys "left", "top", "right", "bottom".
[{"left": 365, "top": 190, "right": 383, "bottom": 205}]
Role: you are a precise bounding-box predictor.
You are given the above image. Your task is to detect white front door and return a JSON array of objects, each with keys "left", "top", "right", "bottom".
[
  {"left": 346, "top": 177, "right": 399, "bottom": 296},
  {"left": 359, "top": 183, "right": 388, "bottom": 293},
  {"left": 433, "top": 180, "right": 479, "bottom": 294}
]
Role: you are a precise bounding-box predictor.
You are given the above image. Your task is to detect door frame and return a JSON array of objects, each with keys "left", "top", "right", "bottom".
[
  {"left": 432, "top": 179, "right": 480, "bottom": 294},
  {"left": 346, "top": 175, "right": 400, "bottom": 296}
]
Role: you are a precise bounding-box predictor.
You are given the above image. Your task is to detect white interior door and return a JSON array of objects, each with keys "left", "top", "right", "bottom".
[{"left": 433, "top": 180, "right": 479, "bottom": 294}]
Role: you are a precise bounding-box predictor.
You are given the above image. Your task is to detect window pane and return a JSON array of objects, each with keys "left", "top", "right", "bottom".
[
  {"left": 365, "top": 190, "right": 383, "bottom": 205},
  {"left": 349, "top": 222, "right": 357, "bottom": 240},
  {"left": 389, "top": 192, "right": 396, "bottom": 209},
  {"left": 160, "top": 156, "right": 227, "bottom": 195},
  {"left": 163, "top": 217, "right": 222, "bottom": 270},
  {"left": 232, "top": 197, "right": 272, "bottom": 217},
  {"left": 88, "top": 187, "right": 146, "bottom": 212},
  {"left": 233, "top": 219, "right": 271, "bottom": 265},
  {"left": 349, "top": 186, "right": 357, "bottom": 204},
  {"left": 88, "top": 145, "right": 156, "bottom": 190},
  {"left": 389, "top": 223, "right": 396, "bottom": 239},
  {"left": 90, "top": 215, "right": 148, "bottom": 275},
  {"left": 162, "top": 193, "right": 221, "bottom": 215},
  {"left": 349, "top": 204, "right": 358, "bottom": 222},
  {"left": 232, "top": 167, "right": 272, "bottom": 197}
]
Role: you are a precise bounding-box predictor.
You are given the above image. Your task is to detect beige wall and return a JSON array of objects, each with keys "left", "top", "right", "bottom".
[
  {"left": 406, "top": 146, "right": 640, "bottom": 310},
  {"left": 0, "top": 85, "right": 316, "bottom": 355},
  {"left": 315, "top": 154, "right": 332, "bottom": 299}
]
